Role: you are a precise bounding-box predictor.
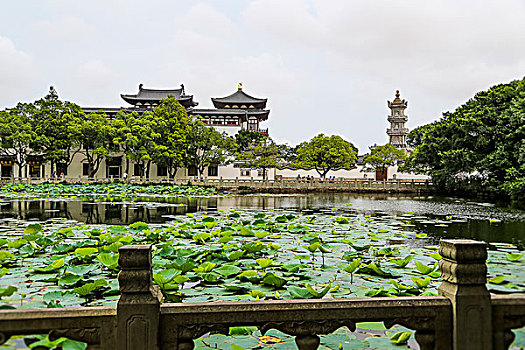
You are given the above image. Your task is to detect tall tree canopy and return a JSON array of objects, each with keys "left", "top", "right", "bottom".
[
  {"left": 111, "top": 110, "right": 156, "bottom": 177},
  {"left": 235, "top": 130, "right": 266, "bottom": 153},
  {"left": 77, "top": 112, "right": 112, "bottom": 178},
  {"left": 31, "top": 87, "right": 83, "bottom": 172},
  {"left": 236, "top": 137, "right": 280, "bottom": 180},
  {"left": 363, "top": 144, "right": 407, "bottom": 173},
  {"left": 295, "top": 134, "right": 358, "bottom": 178},
  {"left": 151, "top": 97, "right": 190, "bottom": 178},
  {"left": 185, "top": 118, "right": 235, "bottom": 178},
  {"left": 0, "top": 104, "right": 41, "bottom": 177},
  {"left": 405, "top": 77, "right": 525, "bottom": 202}
]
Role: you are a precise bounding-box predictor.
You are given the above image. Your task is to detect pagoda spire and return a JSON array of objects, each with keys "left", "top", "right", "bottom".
[{"left": 386, "top": 89, "right": 409, "bottom": 149}]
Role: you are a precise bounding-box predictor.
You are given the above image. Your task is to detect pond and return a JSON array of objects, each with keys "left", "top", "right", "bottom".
[
  {"left": 1, "top": 193, "right": 523, "bottom": 244},
  {"left": 0, "top": 192, "right": 523, "bottom": 349}
]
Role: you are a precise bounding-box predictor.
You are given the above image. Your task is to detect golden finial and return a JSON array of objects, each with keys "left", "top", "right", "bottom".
[
  {"left": 396, "top": 90, "right": 400, "bottom": 98},
  {"left": 238, "top": 82, "right": 243, "bottom": 90}
]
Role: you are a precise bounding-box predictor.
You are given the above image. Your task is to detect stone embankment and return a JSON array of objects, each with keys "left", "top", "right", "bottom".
[{"left": 0, "top": 177, "right": 433, "bottom": 194}]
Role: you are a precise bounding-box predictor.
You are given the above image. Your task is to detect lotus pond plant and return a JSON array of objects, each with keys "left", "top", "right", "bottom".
[{"left": 0, "top": 208, "right": 523, "bottom": 349}]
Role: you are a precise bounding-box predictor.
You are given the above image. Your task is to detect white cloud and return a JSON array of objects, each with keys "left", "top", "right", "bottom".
[
  {"left": 0, "top": 36, "right": 37, "bottom": 107},
  {"left": 178, "top": 3, "right": 237, "bottom": 36},
  {"left": 243, "top": 0, "right": 325, "bottom": 47},
  {"left": 243, "top": 0, "right": 525, "bottom": 98},
  {"left": 33, "top": 15, "right": 94, "bottom": 43},
  {"left": 74, "top": 60, "right": 118, "bottom": 89},
  {"left": 2, "top": 0, "right": 525, "bottom": 151}
]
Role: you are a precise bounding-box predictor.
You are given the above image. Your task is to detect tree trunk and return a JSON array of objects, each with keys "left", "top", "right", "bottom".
[
  {"left": 168, "top": 165, "right": 177, "bottom": 179},
  {"left": 198, "top": 165, "right": 205, "bottom": 178},
  {"left": 145, "top": 161, "right": 151, "bottom": 179}
]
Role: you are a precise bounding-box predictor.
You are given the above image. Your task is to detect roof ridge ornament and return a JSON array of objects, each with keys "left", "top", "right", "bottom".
[
  {"left": 139, "top": 83, "right": 143, "bottom": 90},
  {"left": 238, "top": 82, "right": 243, "bottom": 90}
]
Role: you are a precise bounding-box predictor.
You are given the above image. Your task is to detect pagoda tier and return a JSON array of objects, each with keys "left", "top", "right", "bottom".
[
  {"left": 120, "top": 84, "right": 198, "bottom": 108},
  {"left": 386, "top": 90, "right": 409, "bottom": 149},
  {"left": 211, "top": 85, "right": 267, "bottom": 109}
]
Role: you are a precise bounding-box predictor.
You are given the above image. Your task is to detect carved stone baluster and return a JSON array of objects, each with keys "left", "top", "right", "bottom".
[
  {"left": 295, "top": 334, "right": 320, "bottom": 350},
  {"left": 117, "top": 245, "right": 162, "bottom": 350},
  {"left": 414, "top": 330, "right": 435, "bottom": 350},
  {"left": 438, "top": 239, "right": 492, "bottom": 350}
]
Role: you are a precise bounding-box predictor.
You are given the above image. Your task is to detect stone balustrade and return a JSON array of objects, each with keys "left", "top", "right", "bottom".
[
  {"left": 0, "top": 239, "right": 523, "bottom": 349},
  {"left": 0, "top": 176, "right": 432, "bottom": 193}
]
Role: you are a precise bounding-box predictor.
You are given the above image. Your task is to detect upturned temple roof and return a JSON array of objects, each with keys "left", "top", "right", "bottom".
[
  {"left": 212, "top": 85, "right": 267, "bottom": 109},
  {"left": 120, "top": 84, "right": 198, "bottom": 107},
  {"left": 189, "top": 108, "right": 270, "bottom": 120}
]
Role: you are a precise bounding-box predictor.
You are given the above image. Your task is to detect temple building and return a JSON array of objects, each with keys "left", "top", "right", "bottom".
[
  {"left": 191, "top": 83, "right": 269, "bottom": 136},
  {"left": 386, "top": 90, "right": 409, "bottom": 149},
  {"left": 81, "top": 83, "right": 269, "bottom": 136}
]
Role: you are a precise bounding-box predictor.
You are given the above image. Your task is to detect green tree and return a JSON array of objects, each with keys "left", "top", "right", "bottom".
[
  {"left": 295, "top": 134, "right": 357, "bottom": 178},
  {"left": 362, "top": 144, "right": 407, "bottom": 173},
  {"left": 112, "top": 110, "right": 156, "bottom": 178},
  {"left": 31, "top": 87, "right": 83, "bottom": 173},
  {"left": 405, "top": 77, "right": 525, "bottom": 202},
  {"left": 0, "top": 104, "right": 42, "bottom": 178},
  {"left": 77, "top": 112, "right": 112, "bottom": 178},
  {"left": 277, "top": 143, "right": 297, "bottom": 164},
  {"left": 185, "top": 118, "right": 235, "bottom": 178},
  {"left": 237, "top": 137, "right": 280, "bottom": 180},
  {"left": 151, "top": 97, "right": 190, "bottom": 178},
  {"left": 235, "top": 130, "right": 266, "bottom": 153}
]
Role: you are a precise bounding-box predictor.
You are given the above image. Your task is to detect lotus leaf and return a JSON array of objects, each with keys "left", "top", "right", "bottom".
[
  {"left": 414, "top": 261, "right": 435, "bottom": 275},
  {"left": 390, "top": 331, "right": 412, "bottom": 344},
  {"left": 357, "top": 262, "right": 398, "bottom": 278},
  {"left": 506, "top": 253, "right": 523, "bottom": 262},
  {"left": 24, "top": 223, "right": 42, "bottom": 234},
  {"left": 97, "top": 253, "right": 119, "bottom": 268},
  {"left": 215, "top": 265, "right": 242, "bottom": 277},
  {"left": 390, "top": 255, "right": 414, "bottom": 267},
  {"left": 33, "top": 258, "right": 65, "bottom": 273},
  {"left": 305, "top": 283, "right": 332, "bottom": 298},
  {"left": 75, "top": 247, "right": 98, "bottom": 258},
  {"left": 261, "top": 273, "right": 287, "bottom": 288},
  {"left": 411, "top": 276, "right": 431, "bottom": 289}
]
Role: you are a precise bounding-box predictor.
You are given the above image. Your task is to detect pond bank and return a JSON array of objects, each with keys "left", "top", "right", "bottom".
[
  {"left": 1, "top": 178, "right": 434, "bottom": 195},
  {"left": 210, "top": 178, "right": 434, "bottom": 195}
]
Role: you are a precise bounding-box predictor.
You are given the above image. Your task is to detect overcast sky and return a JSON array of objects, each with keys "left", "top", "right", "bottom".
[{"left": 1, "top": 0, "right": 524, "bottom": 152}]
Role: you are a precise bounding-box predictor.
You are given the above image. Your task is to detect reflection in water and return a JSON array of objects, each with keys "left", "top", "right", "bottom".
[{"left": 0, "top": 193, "right": 523, "bottom": 244}]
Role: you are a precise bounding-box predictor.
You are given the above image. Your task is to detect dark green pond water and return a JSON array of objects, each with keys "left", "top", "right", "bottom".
[
  {"left": 0, "top": 193, "right": 523, "bottom": 245},
  {"left": 1, "top": 193, "right": 524, "bottom": 349}
]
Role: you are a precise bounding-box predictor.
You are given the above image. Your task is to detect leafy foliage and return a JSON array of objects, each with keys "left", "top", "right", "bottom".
[
  {"left": 185, "top": 118, "right": 235, "bottom": 177},
  {"left": 405, "top": 77, "right": 525, "bottom": 203},
  {"left": 363, "top": 144, "right": 407, "bottom": 172},
  {"left": 236, "top": 137, "right": 280, "bottom": 180},
  {"left": 295, "top": 134, "right": 358, "bottom": 178}
]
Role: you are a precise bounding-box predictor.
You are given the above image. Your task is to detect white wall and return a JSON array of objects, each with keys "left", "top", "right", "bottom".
[{"left": 275, "top": 165, "right": 429, "bottom": 180}]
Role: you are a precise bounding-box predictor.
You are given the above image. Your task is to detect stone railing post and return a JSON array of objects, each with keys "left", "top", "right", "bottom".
[
  {"left": 438, "top": 239, "right": 492, "bottom": 350},
  {"left": 117, "top": 245, "right": 162, "bottom": 350}
]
